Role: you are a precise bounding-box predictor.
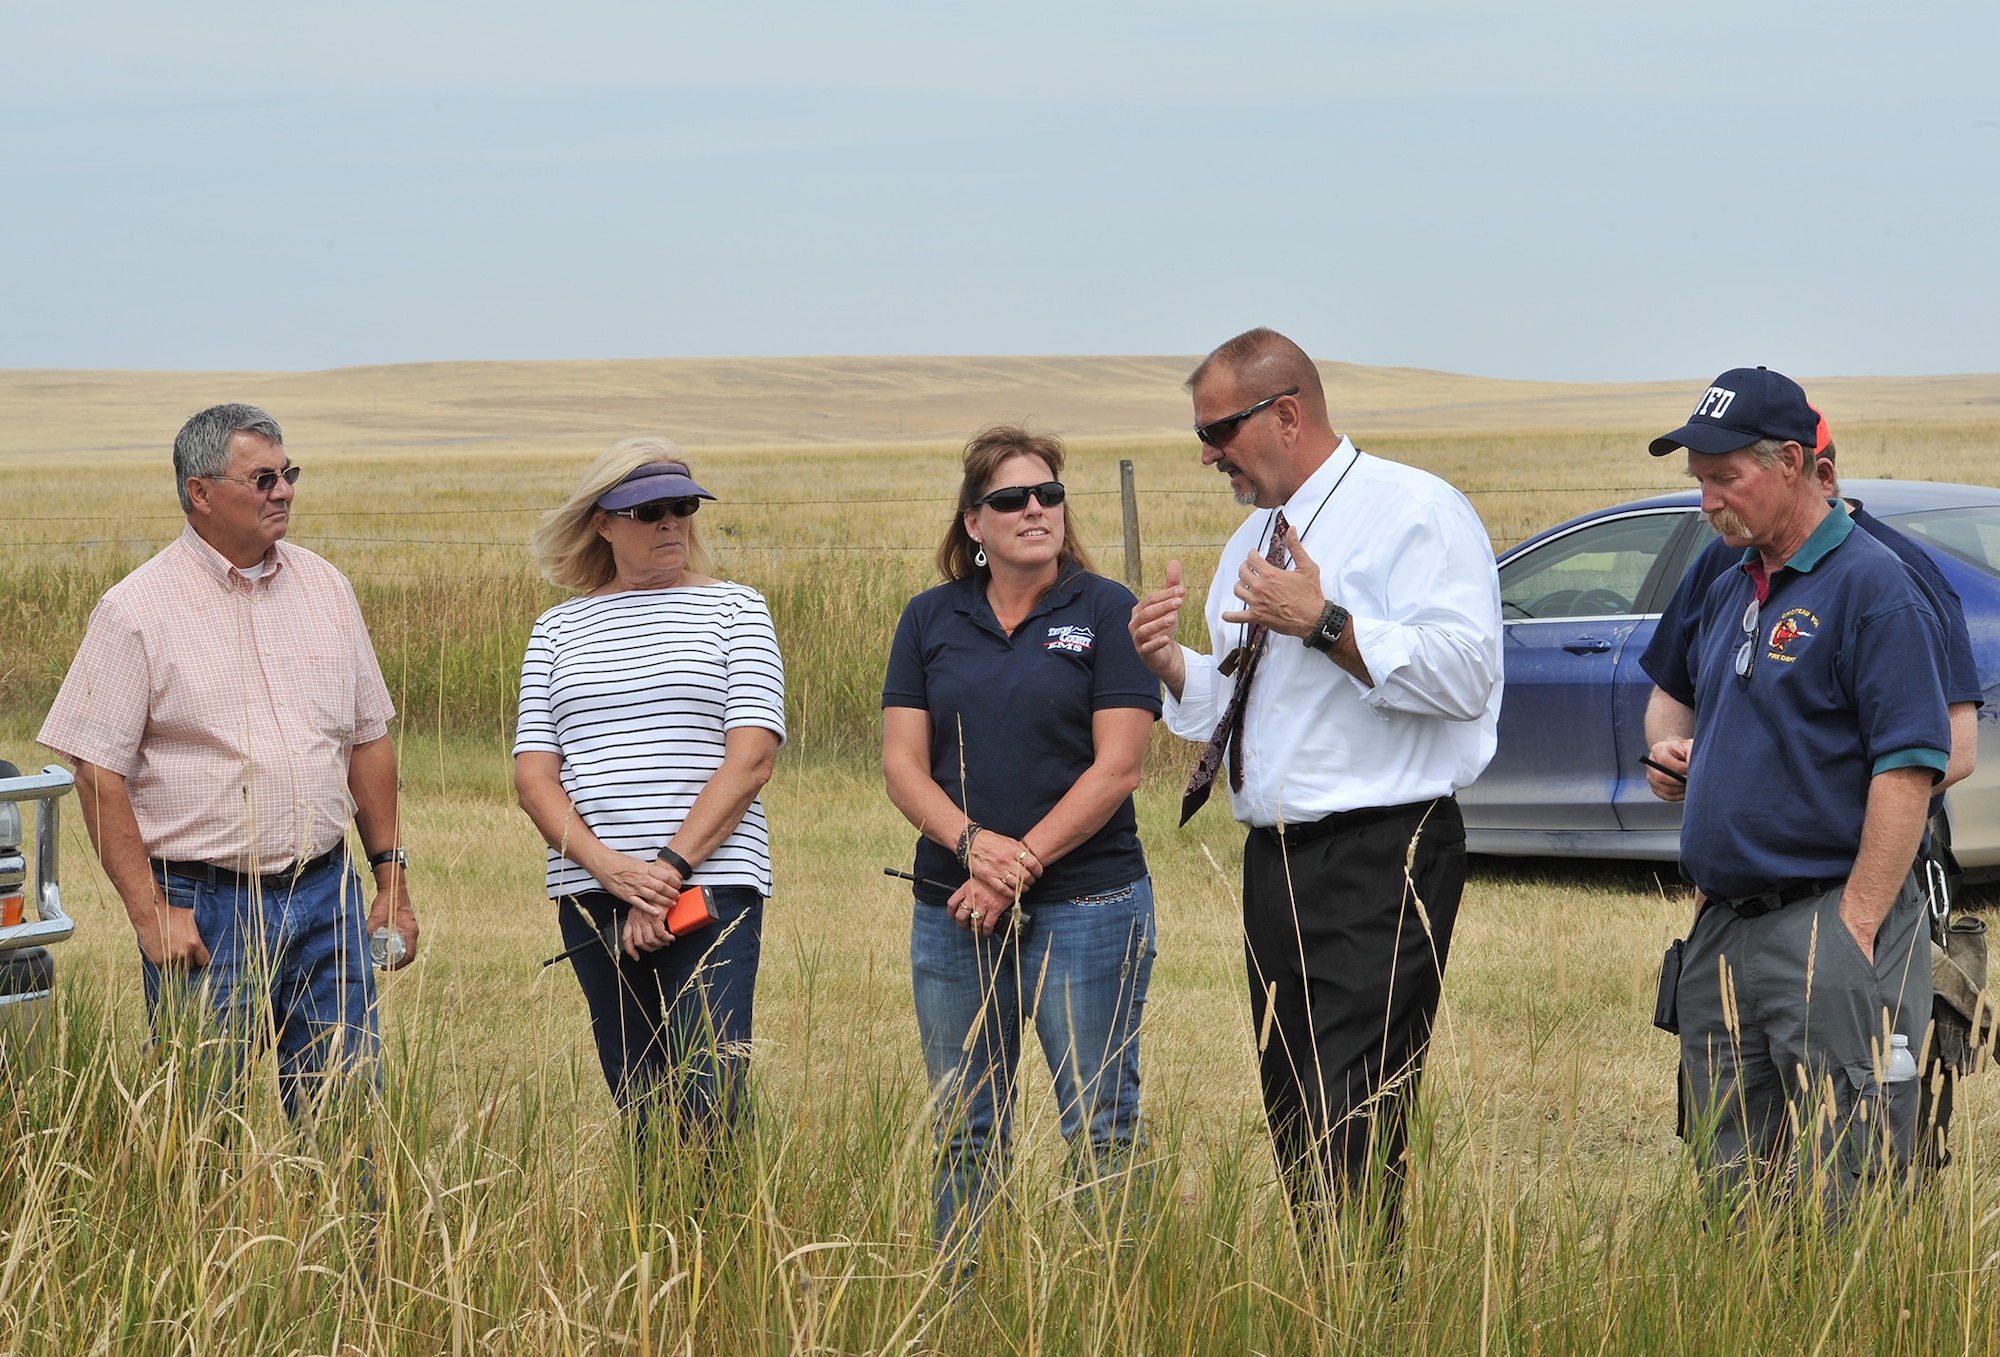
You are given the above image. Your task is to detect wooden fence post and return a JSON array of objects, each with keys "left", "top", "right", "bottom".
[{"left": 1120, "top": 459, "right": 1143, "bottom": 594}]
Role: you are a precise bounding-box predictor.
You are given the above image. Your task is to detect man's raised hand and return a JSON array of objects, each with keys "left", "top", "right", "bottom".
[
  {"left": 1129, "top": 559, "right": 1189, "bottom": 700},
  {"left": 1223, "top": 521, "right": 1325, "bottom": 637}
]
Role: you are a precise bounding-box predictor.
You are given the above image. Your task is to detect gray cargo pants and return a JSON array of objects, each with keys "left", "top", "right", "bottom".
[{"left": 1678, "top": 872, "right": 1931, "bottom": 1205}]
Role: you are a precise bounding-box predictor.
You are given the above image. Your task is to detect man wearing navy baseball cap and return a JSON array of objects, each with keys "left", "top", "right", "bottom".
[
  {"left": 1646, "top": 365, "right": 1823, "bottom": 458},
  {"left": 1643, "top": 379, "right": 1985, "bottom": 1176},
  {"left": 1640, "top": 366, "right": 1951, "bottom": 1208}
]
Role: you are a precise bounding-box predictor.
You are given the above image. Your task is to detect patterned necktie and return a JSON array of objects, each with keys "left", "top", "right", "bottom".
[{"left": 1181, "top": 510, "right": 1291, "bottom": 825}]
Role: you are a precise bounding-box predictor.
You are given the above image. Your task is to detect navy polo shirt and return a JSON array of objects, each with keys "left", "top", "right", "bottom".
[
  {"left": 1643, "top": 501, "right": 1982, "bottom": 711},
  {"left": 1662, "top": 508, "right": 1950, "bottom": 899},
  {"left": 883, "top": 568, "right": 1160, "bottom": 908}
]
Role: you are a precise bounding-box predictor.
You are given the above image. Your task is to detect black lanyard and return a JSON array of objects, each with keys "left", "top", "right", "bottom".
[{"left": 1237, "top": 447, "right": 1358, "bottom": 652}]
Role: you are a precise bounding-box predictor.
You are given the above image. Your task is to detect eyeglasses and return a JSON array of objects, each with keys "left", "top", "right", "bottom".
[
  {"left": 1194, "top": 387, "right": 1300, "bottom": 448},
  {"left": 206, "top": 465, "right": 301, "bottom": 494},
  {"left": 1734, "top": 597, "right": 1762, "bottom": 679},
  {"left": 606, "top": 497, "right": 701, "bottom": 523},
  {"left": 971, "top": 481, "right": 1066, "bottom": 513}
]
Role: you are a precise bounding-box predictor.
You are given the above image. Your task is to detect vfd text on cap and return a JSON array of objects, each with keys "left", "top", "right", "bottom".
[{"left": 1648, "top": 366, "right": 1821, "bottom": 458}]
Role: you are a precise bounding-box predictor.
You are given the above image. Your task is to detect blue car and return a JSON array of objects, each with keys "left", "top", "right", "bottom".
[{"left": 1461, "top": 479, "right": 2000, "bottom": 881}]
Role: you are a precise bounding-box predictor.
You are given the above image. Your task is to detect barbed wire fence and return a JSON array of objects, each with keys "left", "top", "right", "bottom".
[{"left": 0, "top": 477, "right": 1685, "bottom": 573}]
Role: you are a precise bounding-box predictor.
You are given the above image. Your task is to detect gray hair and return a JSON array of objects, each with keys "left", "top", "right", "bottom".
[
  {"left": 173, "top": 404, "right": 284, "bottom": 513},
  {"left": 1743, "top": 437, "right": 1799, "bottom": 471}
]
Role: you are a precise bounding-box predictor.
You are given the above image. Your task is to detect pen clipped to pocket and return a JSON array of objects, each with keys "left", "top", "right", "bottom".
[{"left": 1653, "top": 936, "right": 1686, "bottom": 1034}]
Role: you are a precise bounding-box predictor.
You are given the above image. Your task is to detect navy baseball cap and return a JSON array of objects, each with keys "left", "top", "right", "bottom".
[
  {"left": 1648, "top": 367, "right": 1821, "bottom": 457},
  {"left": 597, "top": 460, "right": 716, "bottom": 510}
]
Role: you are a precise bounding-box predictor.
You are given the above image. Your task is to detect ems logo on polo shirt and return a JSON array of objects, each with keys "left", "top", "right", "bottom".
[
  {"left": 1045, "top": 625, "right": 1096, "bottom": 654},
  {"left": 1766, "top": 608, "right": 1819, "bottom": 663}
]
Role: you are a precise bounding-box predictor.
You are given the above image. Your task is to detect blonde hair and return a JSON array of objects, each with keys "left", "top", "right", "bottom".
[{"left": 530, "top": 437, "right": 715, "bottom": 591}]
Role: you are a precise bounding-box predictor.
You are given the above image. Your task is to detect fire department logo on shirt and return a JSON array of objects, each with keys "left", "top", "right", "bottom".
[
  {"left": 1045, "top": 625, "right": 1095, "bottom": 654},
  {"left": 1766, "top": 608, "right": 1819, "bottom": 663}
]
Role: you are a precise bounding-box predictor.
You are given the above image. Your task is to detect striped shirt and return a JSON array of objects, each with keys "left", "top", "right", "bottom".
[
  {"left": 38, "top": 525, "right": 395, "bottom": 873},
  {"left": 514, "top": 584, "right": 786, "bottom": 897}
]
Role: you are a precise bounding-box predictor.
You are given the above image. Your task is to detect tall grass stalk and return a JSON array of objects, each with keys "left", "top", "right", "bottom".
[
  {"left": 6, "top": 424, "right": 1999, "bottom": 1353},
  {"left": 6, "top": 971, "right": 2000, "bottom": 1354}
]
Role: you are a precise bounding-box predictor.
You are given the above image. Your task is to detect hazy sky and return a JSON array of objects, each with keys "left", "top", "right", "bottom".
[{"left": 5, "top": 1, "right": 1996, "bottom": 379}]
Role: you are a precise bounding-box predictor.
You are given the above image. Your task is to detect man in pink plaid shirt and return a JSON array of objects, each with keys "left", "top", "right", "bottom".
[{"left": 40, "top": 403, "right": 419, "bottom": 1118}]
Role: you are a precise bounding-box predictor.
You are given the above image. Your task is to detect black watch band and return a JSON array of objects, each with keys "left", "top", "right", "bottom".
[
  {"left": 367, "top": 847, "right": 408, "bottom": 869},
  {"left": 1303, "top": 601, "right": 1350, "bottom": 655},
  {"left": 657, "top": 846, "right": 694, "bottom": 878}
]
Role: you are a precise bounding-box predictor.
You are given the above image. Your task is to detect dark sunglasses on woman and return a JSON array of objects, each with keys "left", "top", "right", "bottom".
[
  {"left": 971, "top": 481, "right": 1066, "bottom": 513},
  {"left": 607, "top": 497, "right": 702, "bottom": 523}
]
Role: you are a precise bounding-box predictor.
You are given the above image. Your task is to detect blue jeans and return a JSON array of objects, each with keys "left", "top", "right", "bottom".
[
  {"left": 558, "top": 887, "right": 762, "bottom": 1141},
  {"left": 910, "top": 875, "right": 1156, "bottom": 1250},
  {"left": 144, "top": 853, "right": 379, "bottom": 1122}
]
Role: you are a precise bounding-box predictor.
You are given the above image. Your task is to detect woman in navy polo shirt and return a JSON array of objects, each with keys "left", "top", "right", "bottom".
[{"left": 883, "top": 425, "right": 1161, "bottom": 1255}]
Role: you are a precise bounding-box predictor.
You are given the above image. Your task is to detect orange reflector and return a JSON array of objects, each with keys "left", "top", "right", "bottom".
[{"left": 0, "top": 893, "right": 22, "bottom": 927}]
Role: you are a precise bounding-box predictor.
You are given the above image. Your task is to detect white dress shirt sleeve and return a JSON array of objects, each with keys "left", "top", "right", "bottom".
[
  {"left": 1347, "top": 488, "right": 1503, "bottom": 722},
  {"left": 1161, "top": 643, "right": 1225, "bottom": 739}
]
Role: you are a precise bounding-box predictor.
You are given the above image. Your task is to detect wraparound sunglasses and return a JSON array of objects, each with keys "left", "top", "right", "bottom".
[
  {"left": 1195, "top": 387, "right": 1299, "bottom": 448},
  {"left": 607, "top": 497, "right": 702, "bottom": 523},
  {"left": 971, "top": 481, "right": 1066, "bottom": 513}
]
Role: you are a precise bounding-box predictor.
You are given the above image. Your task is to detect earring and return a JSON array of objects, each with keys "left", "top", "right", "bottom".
[{"left": 974, "top": 545, "right": 988, "bottom": 568}]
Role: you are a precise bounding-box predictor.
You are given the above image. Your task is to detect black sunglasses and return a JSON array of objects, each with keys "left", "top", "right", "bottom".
[
  {"left": 1194, "top": 387, "right": 1300, "bottom": 448},
  {"left": 207, "top": 465, "right": 302, "bottom": 494},
  {"left": 607, "top": 497, "right": 702, "bottom": 523},
  {"left": 971, "top": 481, "right": 1066, "bottom": 513}
]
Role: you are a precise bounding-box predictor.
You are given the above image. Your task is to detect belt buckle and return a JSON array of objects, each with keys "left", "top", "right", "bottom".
[{"left": 1730, "top": 889, "right": 1780, "bottom": 919}]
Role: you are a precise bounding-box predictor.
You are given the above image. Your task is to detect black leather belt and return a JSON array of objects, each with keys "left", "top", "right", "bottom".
[
  {"left": 152, "top": 847, "right": 344, "bottom": 891},
  {"left": 1257, "top": 798, "right": 1449, "bottom": 847},
  {"left": 1714, "top": 877, "right": 1846, "bottom": 919}
]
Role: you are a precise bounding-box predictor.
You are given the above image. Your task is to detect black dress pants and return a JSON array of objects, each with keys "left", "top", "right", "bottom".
[{"left": 1242, "top": 797, "right": 1466, "bottom": 1225}]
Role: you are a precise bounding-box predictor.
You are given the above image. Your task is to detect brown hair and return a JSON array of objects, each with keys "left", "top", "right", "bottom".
[
  {"left": 935, "top": 425, "right": 1096, "bottom": 583},
  {"left": 1187, "top": 326, "right": 1329, "bottom": 423},
  {"left": 529, "top": 437, "right": 715, "bottom": 591}
]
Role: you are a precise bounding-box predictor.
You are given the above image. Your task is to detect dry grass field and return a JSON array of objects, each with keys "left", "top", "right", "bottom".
[
  {"left": 6, "top": 356, "right": 1999, "bottom": 456},
  {"left": 3, "top": 357, "right": 2000, "bottom": 1353}
]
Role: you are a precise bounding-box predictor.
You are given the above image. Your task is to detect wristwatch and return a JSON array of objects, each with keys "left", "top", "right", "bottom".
[
  {"left": 367, "top": 847, "right": 409, "bottom": 870},
  {"left": 1302, "top": 601, "right": 1351, "bottom": 655}
]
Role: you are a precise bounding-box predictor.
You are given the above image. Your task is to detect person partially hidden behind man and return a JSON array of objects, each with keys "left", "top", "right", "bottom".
[
  {"left": 39, "top": 403, "right": 418, "bottom": 1120},
  {"left": 1639, "top": 367, "right": 1949, "bottom": 1206}
]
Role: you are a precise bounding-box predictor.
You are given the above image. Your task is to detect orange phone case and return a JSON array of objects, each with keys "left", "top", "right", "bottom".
[{"left": 665, "top": 884, "right": 720, "bottom": 937}]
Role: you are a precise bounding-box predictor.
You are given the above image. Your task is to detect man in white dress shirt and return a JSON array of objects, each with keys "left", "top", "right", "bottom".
[{"left": 1130, "top": 327, "right": 1503, "bottom": 1231}]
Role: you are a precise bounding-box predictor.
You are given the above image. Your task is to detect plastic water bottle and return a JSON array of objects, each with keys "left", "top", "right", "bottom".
[
  {"left": 370, "top": 926, "right": 408, "bottom": 970},
  {"left": 1885, "top": 1033, "right": 1919, "bottom": 1084}
]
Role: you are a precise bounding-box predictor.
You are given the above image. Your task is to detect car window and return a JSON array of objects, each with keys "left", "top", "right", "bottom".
[
  {"left": 1680, "top": 516, "right": 1719, "bottom": 568},
  {"left": 1500, "top": 512, "right": 1683, "bottom": 620},
  {"left": 1879, "top": 506, "right": 2000, "bottom": 579}
]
